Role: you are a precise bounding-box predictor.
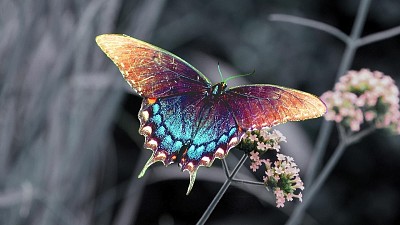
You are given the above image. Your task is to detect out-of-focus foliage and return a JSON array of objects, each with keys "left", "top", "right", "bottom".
[{"left": 1, "top": 0, "right": 399, "bottom": 225}]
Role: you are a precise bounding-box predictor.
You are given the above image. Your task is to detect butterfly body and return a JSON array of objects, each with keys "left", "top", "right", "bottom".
[{"left": 96, "top": 34, "right": 326, "bottom": 194}]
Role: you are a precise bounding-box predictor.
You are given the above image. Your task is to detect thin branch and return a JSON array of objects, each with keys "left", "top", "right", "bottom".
[
  {"left": 222, "top": 158, "right": 231, "bottom": 178},
  {"left": 269, "top": 14, "right": 349, "bottom": 43},
  {"left": 305, "top": 0, "right": 371, "bottom": 187},
  {"left": 349, "top": 0, "right": 372, "bottom": 40},
  {"left": 356, "top": 25, "right": 400, "bottom": 47},
  {"left": 285, "top": 140, "right": 348, "bottom": 225},
  {"left": 337, "top": 124, "right": 349, "bottom": 143},
  {"left": 232, "top": 178, "right": 265, "bottom": 186},
  {"left": 287, "top": 125, "right": 375, "bottom": 225},
  {"left": 288, "top": 0, "right": 372, "bottom": 224},
  {"left": 338, "top": 124, "right": 375, "bottom": 145},
  {"left": 348, "top": 126, "right": 376, "bottom": 143},
  {"left": 197, "top": 154, "right": 248, "bottom": 225}
]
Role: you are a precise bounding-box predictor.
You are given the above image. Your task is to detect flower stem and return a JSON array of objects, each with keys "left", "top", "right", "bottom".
[
  {"left": 285, "top": 125, "right": 375, "bottom": 225},
  {"left": 304, "top": 0, "right": 372, "bottom": 196},
  {"left": 286, "top": 140, "right": 348, "bottom": 225},
  {"left": 289, "top": 2, "right": 372, "bottom": 220},
  {"left": 196, "top": 154, "right": 248, "bottom": 225},
  {"left": 269, "top": 14, "right": 349, "bottom": 43}
]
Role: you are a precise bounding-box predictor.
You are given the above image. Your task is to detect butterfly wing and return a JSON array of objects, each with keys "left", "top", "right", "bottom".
[
  {"left": 180, "top": 96, "right": 243, "bottom": 194},
  {"left": 96, "top": 34, "right": 211, "bottom": 98},
  {"left": 223, "top": 84, "right": 326, "bottom": 130},
  {"left": 138, "top": 93, "right": 242, "bottom": 194},
  {"left": 137, "top": 93, "right": 206, "bottom": 167}
]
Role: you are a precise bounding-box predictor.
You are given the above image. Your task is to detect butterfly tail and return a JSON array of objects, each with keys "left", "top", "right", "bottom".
[
  {"left": 138, "top": 154, "right": 158, "bottom": 178},
  {"left": 187, "top": 169, "right": 198, "bottom": 195}
]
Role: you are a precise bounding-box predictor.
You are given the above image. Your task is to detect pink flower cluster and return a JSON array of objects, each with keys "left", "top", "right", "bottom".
[
  {"left": 241, "top": 129, "right": 286, "bottom": 153},
  {"left": 241, "top": 128, "right": 303, "bottom": 208},
  {"left": 262, "top": 153, "right": 303, "bottom": 208},
  {"left": 321, "top": 69, "right": 400, "bottom": 133}
]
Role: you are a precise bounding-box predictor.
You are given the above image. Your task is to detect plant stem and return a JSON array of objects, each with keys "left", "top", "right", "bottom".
[
  {"left": 304, "top": 0, "right": 371, "bottom": 191},
  {"left": 286, "top": 125, "right": 375, "bottom": 225},
  {"left": 357, "top": 24, "right": 400, "bottom": 47},
  {"left": 288, "top": 1, "right": 372, "bottom": 224},
  {"left": 269, "top": 14, "right": 349, "bottom": 43},
  {"left": 286, "top": 140, "right": 348, "bottom": 225},
  {"left": 197, "top": 154, "right": 248, "bottom": 225}
]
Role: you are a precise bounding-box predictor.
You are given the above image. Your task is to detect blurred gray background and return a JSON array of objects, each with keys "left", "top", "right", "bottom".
[{"left": 1, "top": 0, "right": 400, "bottom": 224}]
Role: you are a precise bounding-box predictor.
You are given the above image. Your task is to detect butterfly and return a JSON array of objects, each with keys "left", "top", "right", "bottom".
[{"left": 96, "top": 34, "right": 326, "bottom": 194}]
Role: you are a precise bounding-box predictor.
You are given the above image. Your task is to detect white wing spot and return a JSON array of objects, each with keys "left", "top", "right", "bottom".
[
  {"left": 200, "top": 156, "right": 210, "bottom": 165},
  {"left": 142, "top": 126, "right": 152, "bottom": 135},
  {"left": 147, "top": 139, "right": 158, "bottom": 149},
  {"left": 155, "top": 152, "right": 166, "bottom": 161},
  {"left": 215, "top": 148, "right": 225, "bottom": 159},
  {"left": 186, "top": 162, "right": 195, "bottom": 171},
  {"left": 228, "top": 137, "right": 238, "bottom": 147},
  {"left": 142, "top": 111, "right": 149, "bottom": 121}
]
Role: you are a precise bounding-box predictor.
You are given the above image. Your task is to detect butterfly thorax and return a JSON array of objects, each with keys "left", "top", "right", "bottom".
[{"left": 210, "top": 82, "right": 227, "bottom": 96}]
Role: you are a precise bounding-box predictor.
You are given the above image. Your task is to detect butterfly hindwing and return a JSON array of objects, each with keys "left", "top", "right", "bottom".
[
  {"left": 180, "top": 97, "right": 243, "bottom": 193},
  {"left": 138, "top": 93, "right": 206, "bottom": 167},
  {"left": 138, "top": 93, "right": 243, "bottom": 194},
  {"left": 224, "top": 85, "right": 326, "bottom": 129},
  {"left": 96, "top": 34, "right": 211, "bottom": 98}
]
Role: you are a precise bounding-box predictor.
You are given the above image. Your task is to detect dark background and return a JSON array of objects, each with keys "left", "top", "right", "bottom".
[{"left": 1, "top": 0, "right": 399, "bottom": 224}]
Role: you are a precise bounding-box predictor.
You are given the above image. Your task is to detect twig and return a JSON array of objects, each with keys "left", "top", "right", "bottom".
[
  {"left": 286, "top": 0, "right": 372, "bottom": 224},
  {"left": 232, "top": 178, "right": 265, "bottom": 186},
  {"left": 357, "top": 25, "right": 400, "bottom": 47},
  {"left": 222, "top": 158, "right": 231, "bottom": 178},
  {"left": 269, "top": 14, "right": 349, "bottom": 43},
  {"left": 286, "top": 125, "right": 375, "bottom": 225},
  {"left": 196, "top": 154, "right": 248, "bottom": 225}
]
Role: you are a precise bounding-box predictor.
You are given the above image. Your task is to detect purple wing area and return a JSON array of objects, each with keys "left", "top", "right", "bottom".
[
  {"left": 223, "top": 85, "right": 327, "bottom": 130},
  {"left": 96, "top": 34, "right": 211, "bottom": 98}
]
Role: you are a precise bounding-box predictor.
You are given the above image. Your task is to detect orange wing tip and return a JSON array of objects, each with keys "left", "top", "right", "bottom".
[
  {"left": 318, "top": 99, "right": 328, "bottom": 115},
  {"left": 306, "top": 99, "right": 327, "bottom": 120},
  {"left": 95, "top": 34, "right": 113, "bottom": 50},
  {"left": 95, "top": 34, "right": 128, "bottom": 43}
]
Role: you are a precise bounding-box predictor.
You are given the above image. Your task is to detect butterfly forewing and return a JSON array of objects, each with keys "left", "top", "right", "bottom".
[
  {"left": 96, "top": 34, "right": 211, "bottom": 98},
  {"left": 224, "top": 85, "right": 326, "bottom": 130}
]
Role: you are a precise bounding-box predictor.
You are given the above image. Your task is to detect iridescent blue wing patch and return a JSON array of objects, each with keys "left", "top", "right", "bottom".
[
  {"left": 138, "top": 93, "right": 243, "bottom": 194},
  {"left": 180, "top": 96, "right": 243, "bottom": 193},
  {"left": 137, "top": 93, "right": 203, "bottom": 168}
]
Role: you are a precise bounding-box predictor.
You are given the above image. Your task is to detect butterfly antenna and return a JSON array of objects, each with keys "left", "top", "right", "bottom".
[
  {"left": 217, "top": 62, "right": 224, "bottom": 82},
  {"left": 224, "top": 69, "right": 256, "bottom": 83}
]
